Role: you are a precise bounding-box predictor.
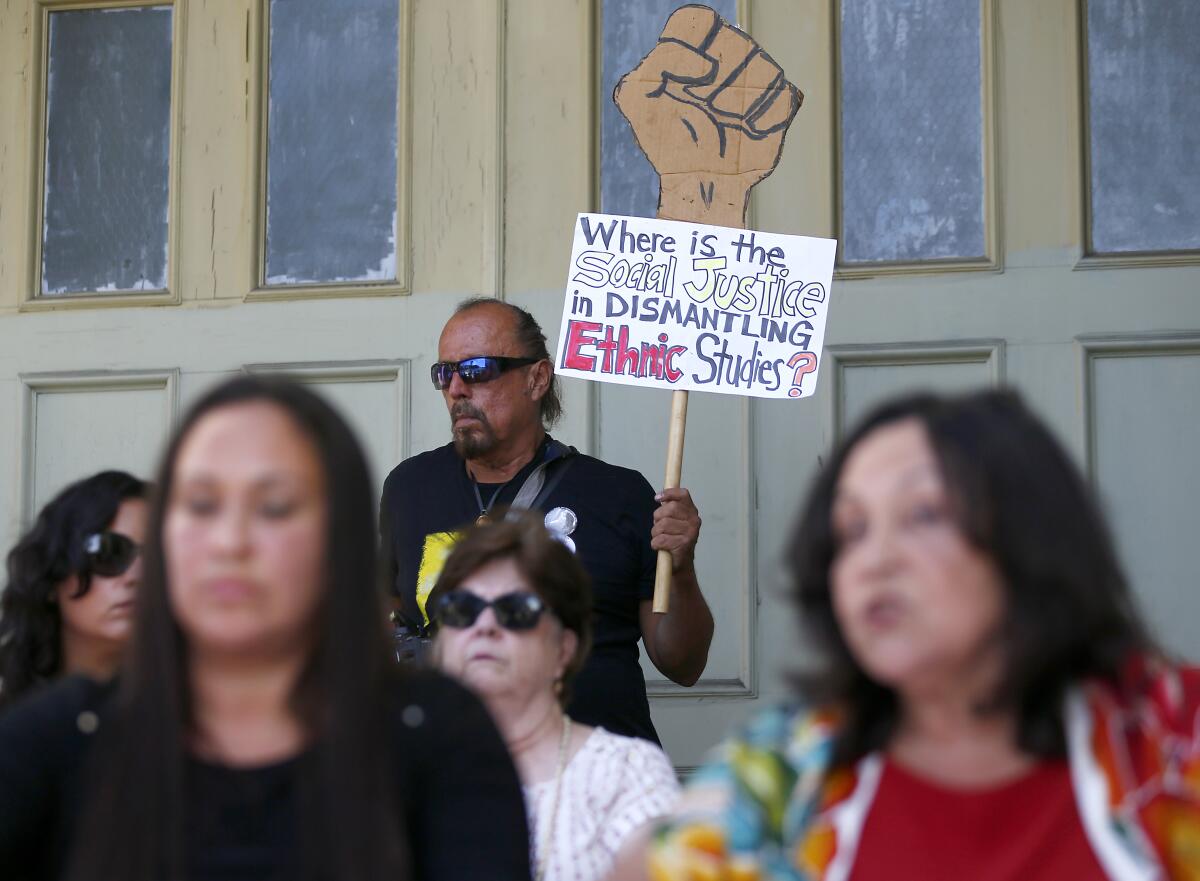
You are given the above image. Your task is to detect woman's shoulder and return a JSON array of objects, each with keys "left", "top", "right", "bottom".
[
  {"left": 0, "top": 675, "right": 113, "bottom": 790},
  {"left": 388, "top": 667, "right": 479, "bottom": 714},
  {"left": 647, "top": 704, "right": 847, "bottom": 880},
  {"left": 393, "top": 667, "right": 482, "bottom": 705},
  {"left": 1077, "top": 656, "right": 1200, "bottom": 878},
  {"left": 583, "top": 726, "right": 651, "bottom": 751},
  {"left": 1085, "top": 655, "right": 1200, "bottom": 724},
  {"left": 571, "top": 704, "right": 840, "bottom": 775},
  {"left": 711, "top": 701, "right": 843, "bottom": 760},
  {"left": 579, "top": 728, "right": 676, "bottom": 777},
  {"left": 0, "top": 675, "right": 111, "bottom": 739},
  {"left": 383, "top": 668, "right": 503, "bottom": 748},
  {"left": 678, "top": 701, "right": 844, "bottom": 817},
  {"left": 562, "top": 728, "right": 681, "bottom": 843}
]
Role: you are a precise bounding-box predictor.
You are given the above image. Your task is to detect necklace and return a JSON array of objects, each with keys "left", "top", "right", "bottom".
[
  {"left": 535, "top": 714, "right": 571, "bottom": 881},
  {"left": 468, "top": 437, "right": 559, "bottom": 525},
  {"left": 472, "top": 477, "right": 512, "bottom": 525}
]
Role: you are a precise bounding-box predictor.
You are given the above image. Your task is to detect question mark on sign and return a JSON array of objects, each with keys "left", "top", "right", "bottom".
[{"left": 787, "top": 352, "right": 818, "bottom": 397}]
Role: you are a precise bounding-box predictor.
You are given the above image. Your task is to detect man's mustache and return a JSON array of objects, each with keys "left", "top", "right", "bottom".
[{"left": 450, "top": 402, "right": 488, "bottom": 424}]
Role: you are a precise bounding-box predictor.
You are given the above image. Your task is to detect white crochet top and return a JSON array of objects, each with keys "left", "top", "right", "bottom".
[{"left": 524, "top": 726, "right": 681, "bottom": 881}]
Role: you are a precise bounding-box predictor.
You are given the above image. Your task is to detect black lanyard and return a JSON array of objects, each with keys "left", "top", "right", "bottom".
[{"left": 468, "top": 439, "right": 575, "bottom": 524}]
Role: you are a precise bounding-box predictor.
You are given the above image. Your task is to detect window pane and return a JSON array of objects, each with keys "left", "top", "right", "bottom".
[
  {"left": 1086, "top": 1, "right": 1200, "bottom": 254},
  {"left": 599, "top": 0, "right": 737, "bottom": 220},
  {"left": 839, "top": 0, "right": 985, "bottom": 264},
  {"left": 264, "top": 0, "right": 399, "bottom": 286},
  {"left": 41, "top": 6, "right": 172, "bottom": 295}
]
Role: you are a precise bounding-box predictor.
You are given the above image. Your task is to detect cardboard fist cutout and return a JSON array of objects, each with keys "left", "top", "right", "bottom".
[{"left": 614, "top": 4, "right": 803, "bottom": 229}]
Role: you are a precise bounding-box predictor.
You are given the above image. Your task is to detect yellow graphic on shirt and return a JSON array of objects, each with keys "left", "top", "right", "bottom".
[{"left": 416, "top": 530, "right": 463, "bottom": 624}]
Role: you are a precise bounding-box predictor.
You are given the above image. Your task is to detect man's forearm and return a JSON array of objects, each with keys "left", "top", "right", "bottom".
[{"left": 646, "top": 567, "right": 714, "bottom": 686}]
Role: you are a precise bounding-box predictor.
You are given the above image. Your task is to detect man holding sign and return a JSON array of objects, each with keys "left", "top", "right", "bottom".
[
  {"left": 381, "top": 299, "right": 715, "bottom": 743},
  {"left": 384, "top": 3, "right": 823, "bottom": 745}
]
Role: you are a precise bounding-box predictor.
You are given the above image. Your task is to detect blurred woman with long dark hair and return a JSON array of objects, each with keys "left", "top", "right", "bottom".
[
  {"left": 0, "top": 470, "right": 147, "bottom": 709},
  {"left": 0, "top": 375, "right": 531, "bottom": 881}
]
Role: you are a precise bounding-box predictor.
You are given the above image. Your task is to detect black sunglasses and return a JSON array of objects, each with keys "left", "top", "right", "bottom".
[
  {"left": 430, "top": 590, "right": 547, "bottom": 631},
  {"left": 84, "top": 531, "right": 140, "bottom": 577},
  {"left": 430, "top": 356, "right": 540, "bottom": 390}
]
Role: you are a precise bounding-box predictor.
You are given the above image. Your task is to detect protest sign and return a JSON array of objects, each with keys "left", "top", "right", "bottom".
[
  {"left": 555, "top": 213, "right": 835, "bottom": 400},
  {"left": 596, "top": 4, "right": 818, "bottom": 611}
]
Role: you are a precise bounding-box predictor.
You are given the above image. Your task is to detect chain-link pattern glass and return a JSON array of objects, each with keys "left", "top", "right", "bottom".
[
  {"left": 41, "top": 6, "right": 172, "bottom": 295},
  {"left": 839, "top": 0, "right": 985, "bottom": 264},
  {"left": 1087, "top": 0, "right": 1200, "bottom": 254},
  {"left": 264, "top": 0, "right": 399, "bottom": 285}
]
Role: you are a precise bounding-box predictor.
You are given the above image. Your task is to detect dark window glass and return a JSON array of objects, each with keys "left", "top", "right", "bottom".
[
  {"left": 41, "top": 6, "right": 173, "bottom": 295},
  {"left": 1086, "top": 0, "right": 1200, "bottom": 254},
  {"left": 839, "top": 0, "right": 985, "bottom": 264},
  {"left": 264, "top": 0, "right": 399, "bottom": 285}
]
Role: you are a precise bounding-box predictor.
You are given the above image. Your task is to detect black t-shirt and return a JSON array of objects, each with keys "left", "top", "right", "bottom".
[
  {"left": 380, "top": 437, "right": 660, "bottom": 743},
  {"left": 0, "top": 672, "right": 531, "bottom": 881}
]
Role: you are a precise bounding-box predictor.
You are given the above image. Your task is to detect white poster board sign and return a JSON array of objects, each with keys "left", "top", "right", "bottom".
[{"left": 555, "top": 214, "right": 836, "bottom": 399}]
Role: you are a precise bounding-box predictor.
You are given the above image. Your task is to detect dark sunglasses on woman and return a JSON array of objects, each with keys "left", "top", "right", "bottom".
[
  {"left": 430, "top": 590, "right": 547, "bottom": 631},
  {"left": 84, "top": 531, "right": 140, "bottom": 577},
  {"left": 430, "top": 356, "right": 540, "bottom": 390}
]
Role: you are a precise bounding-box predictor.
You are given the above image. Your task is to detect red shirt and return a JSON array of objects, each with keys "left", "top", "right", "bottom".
[{"left": 848, "top": 758, "right": 1110, "bottom": 881}]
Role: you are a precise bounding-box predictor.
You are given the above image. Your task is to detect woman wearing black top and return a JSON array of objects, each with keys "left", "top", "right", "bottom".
[
  {"left": 0, "top": 470, "right": 147, "bottom": 709},
  {"left": 0, "top": 375, "right": 531, "bottom": 881}
]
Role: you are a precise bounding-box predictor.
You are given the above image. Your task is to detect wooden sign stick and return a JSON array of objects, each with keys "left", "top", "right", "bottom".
[
  {"left": 653, "top": 389, "right": 689, "bottom": 612},
  {"left": 615, "top": 5, "right": 803, "bottom": 613}
]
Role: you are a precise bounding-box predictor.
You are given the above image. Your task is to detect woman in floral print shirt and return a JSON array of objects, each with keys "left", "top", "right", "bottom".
[{"left": 640, "top": 390, "right": 1198, "bottom": 881}]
